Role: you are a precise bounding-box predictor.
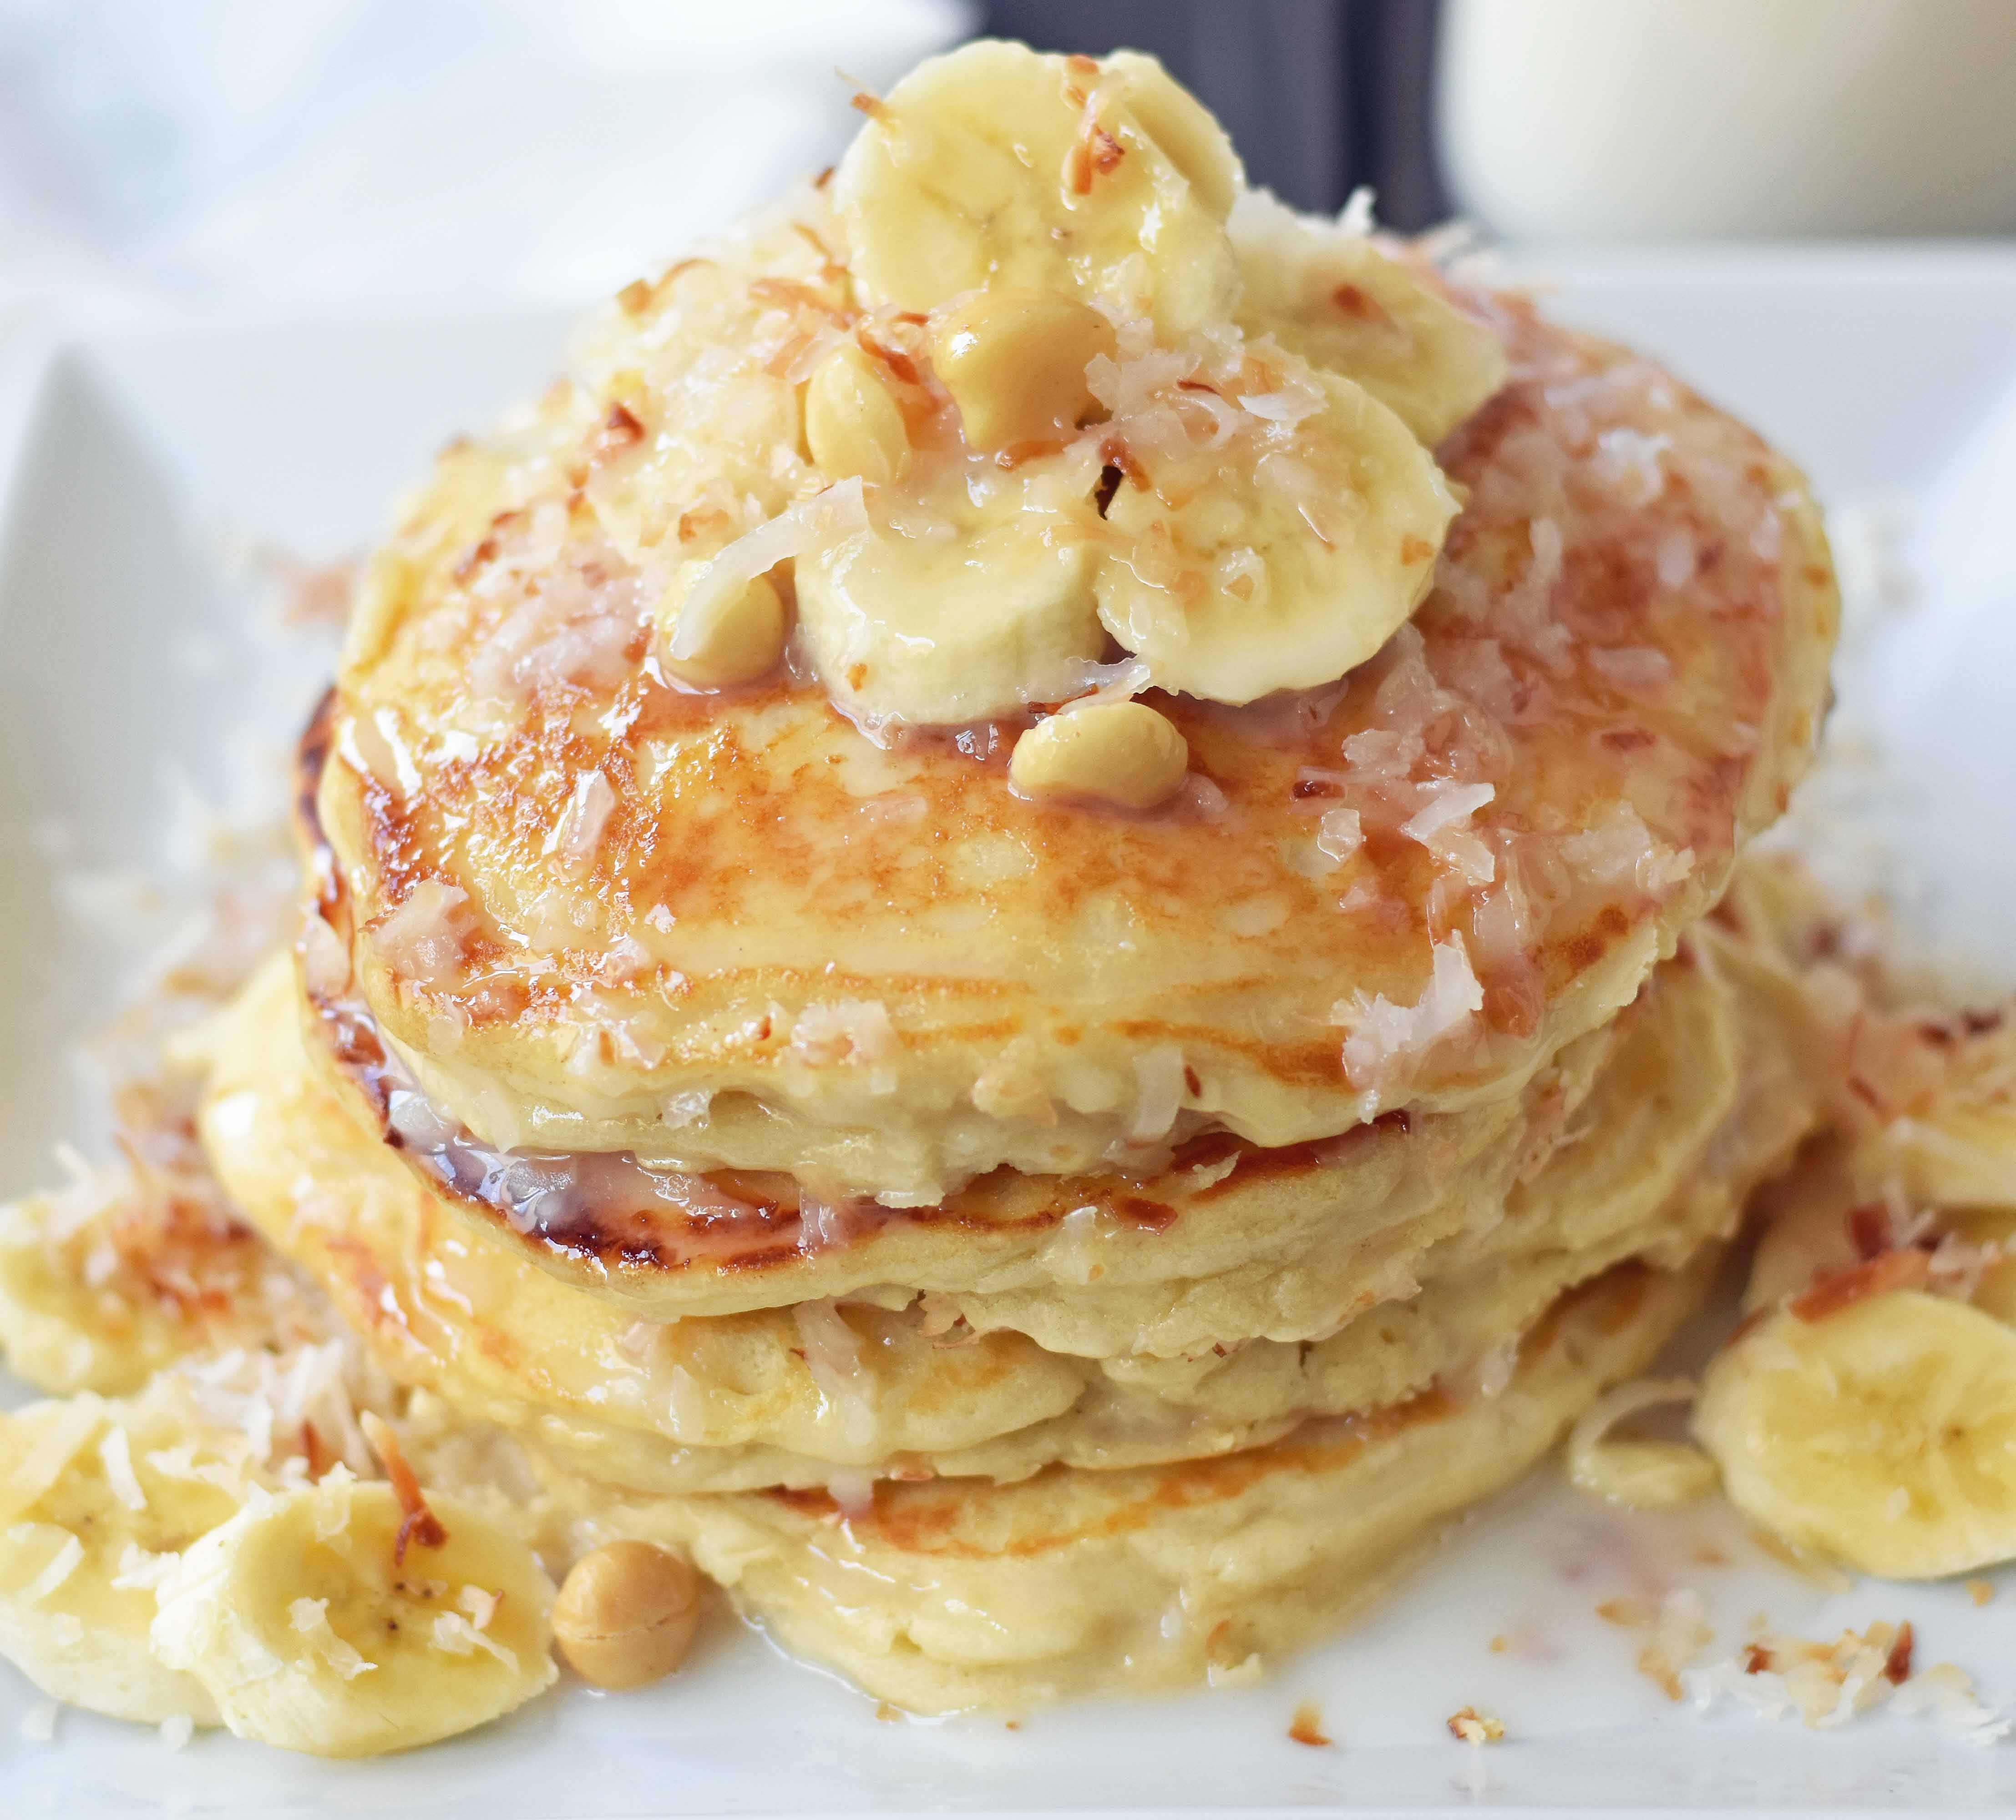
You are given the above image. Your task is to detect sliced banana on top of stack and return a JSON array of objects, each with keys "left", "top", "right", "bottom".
[
  {"left": 784, "top": 40, "right": 1505, "bottom": 741},
  {"left": 836, "top": 40, "right": 1241, "bottom": 338},
  {"left": 1094, "top": 365, "right": 1458, "bottom": 703},
  {"left": 1230, "top": 191, "right": 1510, "bottom": 450}
]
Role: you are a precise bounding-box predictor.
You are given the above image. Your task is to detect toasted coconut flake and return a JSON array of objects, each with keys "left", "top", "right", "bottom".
[
  {"left": 1447, "top": 1706, "right": 1504, "bottom": 1744},
  {"left": 360, "top": 1411, "right": 446, "bottom": 1565},
  {"left": 1288, "top": 1701, "right": 1332, "bottom": 1746},
  {"left": 1684, "top": 1622, "right": 2010, "bottom": 1742}
]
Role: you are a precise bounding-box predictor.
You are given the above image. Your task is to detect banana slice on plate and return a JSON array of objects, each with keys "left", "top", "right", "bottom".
[
  {"left": 152, "top": 1476, "right": 557, "bottom": 1758},
  {"left": 1096, "top": 367, "right": 1459, "bottom": 702},
  {"left": 1696, "top": 1289, "right": 2016, "bottom": 1578},
  {"left": 1230, "top": 192, "right": 1509, "bottom": 448},
  {"left": 836, "top": 40, "right": 1241, "bottom": 334},
  {"left": 0, "top": 1385, "right": 269, "bottom": 1724},
  {"left": 1848, "top": 1061, "right": 2016, "bottom": 1213},
  {"left": 0, "top": 1183, "right": 299, "bottom": 1396}
]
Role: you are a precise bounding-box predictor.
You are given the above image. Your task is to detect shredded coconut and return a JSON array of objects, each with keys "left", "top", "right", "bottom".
[
  {"left": 97, "top": 1425, "right": 148, "bottom": 1513},
  {"left": 1589, "top": 645, "right": 1673, "bottom": 692},
  {"left": 159, "top": 1712, "right": 195, "bottom": 1751},
  {"left": 1334, "top": 936, "right": 1484, "bottom": 1102},
  {"left": 22, "top": 1533, "right": 85, "bottom": 1605},
  {"left": 1337, "top": 185, "right": 1376, "bottom": 236},
  {"left": 110, "top": 1542, "right": 183, "bottom": 1592},
  {"left": 1401, "top": 781, "right": 1495, "bottom": 843},
  {"left": 20, "top": 1700, "right": 58, "bottom": 1744},
  {"left": 790, "top": 999, "right": 897, "bottom": 1076},
  {"left": 1447, "top": 1705, "right": 1504, "bottom": 1744},
  {"left": 466, "top": 521, "right": 645, "bottom": 702},
  {"left": 827, "top": 1468, "right": 876, "bottom": 1520},
  {"left": 290, "top": 1597, "right": 376, "bottom": 1679},
  {"left": 792, "top": 1300, "right": 878, "bottom": 1450},
  {"left": 674, "top": 478, "right": 866, "bottom": 658},
  {"left": 367, "top": 880, "right": 476, "bottom": 989},
  {"left": 1127, "top": 1045, "right": 1188, "bottom": 1143},
  {"left": 1679, "top": 1622, "right": 2003, "bottom": 1739},
  {"left": 432, "top": 1608, "right": 517, "bottom": 1669},
  {"left": 1630, "top": 1588, "right": 1715, "bottom": 1701},
  {"left": 552, "top": 770, "right": 618, "bottom": 863}
]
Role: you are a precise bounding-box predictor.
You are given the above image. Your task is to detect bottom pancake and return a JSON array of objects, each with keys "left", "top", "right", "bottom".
[{"left": 542, "top": 1255, "right": 1716, "bottom": 1713}]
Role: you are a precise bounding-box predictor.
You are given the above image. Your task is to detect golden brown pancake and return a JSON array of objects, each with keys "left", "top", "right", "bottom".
[
  {"left": 192, "top": 935, "right": 1810, "bottom": 1496},
  {"left": 546, "top": 1254, "right": 1717, "bottom": 1712},
  {"left": 314, "top": 186, "right": 1836, "bottom": 1204},
  {"left": 294, "top": 811, "right": 1592, "bottom": 1350}
]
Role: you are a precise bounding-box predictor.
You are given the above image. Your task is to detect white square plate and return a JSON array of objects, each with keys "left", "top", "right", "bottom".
[{"left": 4, "top": 247, "right": 2016, "bottom": 1816}]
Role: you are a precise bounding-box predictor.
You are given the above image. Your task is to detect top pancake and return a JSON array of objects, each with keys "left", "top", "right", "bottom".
[{"left": 317, "top": 184, "right": 1836, "bottom": 1202}]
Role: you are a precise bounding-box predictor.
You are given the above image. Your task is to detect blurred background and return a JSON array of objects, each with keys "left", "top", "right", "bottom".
[{"left": 0, "top": 0, "right": 2013, "bottom": 317}]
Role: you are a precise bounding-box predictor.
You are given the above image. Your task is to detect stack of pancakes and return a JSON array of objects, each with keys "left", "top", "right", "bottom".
[{"left": 191, "top": 53, "right": 1839, "bottom": 1712}]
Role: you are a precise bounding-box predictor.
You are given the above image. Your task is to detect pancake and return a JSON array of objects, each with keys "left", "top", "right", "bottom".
[
  {"left": 295, "top": 831, "right": 1592, "bottom": 1354},
  {"left": 193, "top": 938, "right": 1803, "bottom": 1496},
  {"left": 543, "top": 1254, "right": 1717, "bottom": 1712},
  {"left": 315, "top": 181, "right": 1836, "bottom": 1205}
]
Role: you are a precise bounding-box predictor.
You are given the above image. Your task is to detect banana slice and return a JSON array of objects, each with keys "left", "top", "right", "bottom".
[
  {"left": 1848, "top": 1064, "right": 2016, "bottom": 1213},
  {"left": 1095, "top": 367, "right": 1458, "bottom": 702},
  {"left": 1695, "top": 1290, "right": 2016, "bottom": 1578},
  {"left": 796, "top": 514, "right": 1104, "bottom": 726},
  {"left": 0, "top": 1384, "right": 269, "bottom": 1724},
  {"left": 151, "top": 1476, "right": 556, "bottom": 1757},
  {"left": 1230, "top": 192, "right": 1508, "bottom": 448},
  {"left": 0, "top": 1180, "right": 301, "bottom": 1396},
  {"left": 836, "top": 41, "right": 1241, "bottom": 334}
]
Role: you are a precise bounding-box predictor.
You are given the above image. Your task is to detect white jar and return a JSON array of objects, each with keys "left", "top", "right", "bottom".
[{"left": 1437, "top": 0, "right": 2016, "bottom": 238}]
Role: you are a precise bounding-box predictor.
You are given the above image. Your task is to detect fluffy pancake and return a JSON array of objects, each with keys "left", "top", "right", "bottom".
[
  {"left": 315, "top": 181, "right": 1836, "bottom": 1203},
  {"left": 194, "top": 940, "right": 1807, "bottom": 1495},
  {"left": 545, "top": 1254, "right": 1717, "bottom": 1712},
  {"left": 296, "top": 870, "right": 1590, "bottom": 1353}
]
